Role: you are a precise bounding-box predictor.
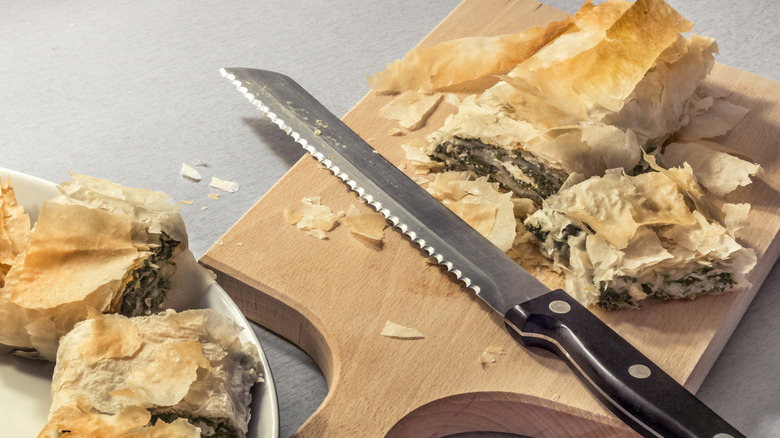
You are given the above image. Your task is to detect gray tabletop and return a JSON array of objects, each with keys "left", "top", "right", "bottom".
[{"left": 1, "top": 0, "right": 778, "bottom": 436}]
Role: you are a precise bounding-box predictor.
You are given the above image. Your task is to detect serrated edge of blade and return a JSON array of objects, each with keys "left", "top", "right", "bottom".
[{"left": 220, "top": 68, "right": 481, "bottom": 295}]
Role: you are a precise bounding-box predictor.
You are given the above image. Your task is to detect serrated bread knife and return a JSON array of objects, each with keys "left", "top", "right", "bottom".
[{"left": 220, "top": 67, "right": 744, "bottom": 438}]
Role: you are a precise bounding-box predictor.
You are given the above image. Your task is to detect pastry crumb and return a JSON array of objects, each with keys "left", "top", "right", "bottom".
[{"left": 380, "top": 321, "right": 425, "bottom": 339}]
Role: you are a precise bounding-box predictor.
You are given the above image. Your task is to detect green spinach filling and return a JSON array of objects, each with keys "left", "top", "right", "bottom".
[
  {"left": 525, "top": 211, "right": 739, "bottom": 309},
  {"left": 429, "top": 136, "right": 568, "bottom": 205},
  {"left": 599, "top": 267, "right": 737, "bottom": 309},
  {"left": 119, "top": 232, "right": 180, "bottom": 317},
  {"left": 151, "top": 413, "right": 238, "bottom": 438}
]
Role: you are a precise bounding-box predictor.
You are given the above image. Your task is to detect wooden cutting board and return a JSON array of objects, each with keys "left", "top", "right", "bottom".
[{"left": 201, "top": 0, "right": 780, "bottom": 436}]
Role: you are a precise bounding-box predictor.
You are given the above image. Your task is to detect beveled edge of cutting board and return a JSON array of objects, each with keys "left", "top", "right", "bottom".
[
  {"left": 200, "top": 250, "right": 340, "bottom": 386},
  {"left": 385, "top": 391, "right": 636, "bottom": 437}
]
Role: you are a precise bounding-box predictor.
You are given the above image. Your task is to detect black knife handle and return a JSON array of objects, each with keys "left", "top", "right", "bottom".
[{"left": 504, "top": 289, "right": 745, "bottom": 438}]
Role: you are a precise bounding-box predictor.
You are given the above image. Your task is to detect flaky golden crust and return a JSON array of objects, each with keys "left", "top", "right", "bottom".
[
  {"left": 12, "top": 203, "right": 139, "bottom": 311},
  {"left": 37, "top": 398, "right": 201, "bottom": 438},
  {"left": 388, "top": 0, "right": 759, "bottom": 308},
  {"left": 367, "top": 15, "right": 572, "bottom": 93},
  {"left": 0, "top": 202, "right": 144, "bottom": 360},
  {"left": 0, "top": 178, "right": 30, "bottom": 271},
  {"left": 55, "top": 172, "right": 188, "bottom": 246},
  {"left": 0, "top": 172, "right": 210, "bottom": 360},
  {"left": 48, "top": 309, "right": 262, "bottom": 437}
]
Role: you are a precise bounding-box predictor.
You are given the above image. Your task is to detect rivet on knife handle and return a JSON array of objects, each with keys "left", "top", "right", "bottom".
[{"left": 220, "top": 67, "right": 746, "bottom": 438}]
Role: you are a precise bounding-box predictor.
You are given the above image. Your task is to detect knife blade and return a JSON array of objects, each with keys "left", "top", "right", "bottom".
[{"left": 220, "top": 67, "right": 744, "bottom": 438}]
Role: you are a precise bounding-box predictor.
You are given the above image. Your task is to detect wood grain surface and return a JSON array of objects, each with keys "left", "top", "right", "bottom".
[{"left": 201, "top": 0, "right": 780, "bottom": 436}]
